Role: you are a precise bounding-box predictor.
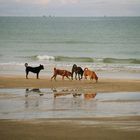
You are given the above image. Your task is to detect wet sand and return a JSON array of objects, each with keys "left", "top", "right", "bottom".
[
  {"left": 0, "top": 117, "right": 140, "bottom": 140},
  {"left": 0, "top": 75, "right": 140, "bottom": 140},
  {"left": 0, "top": 75, "right": 140, "bottom": 92}
]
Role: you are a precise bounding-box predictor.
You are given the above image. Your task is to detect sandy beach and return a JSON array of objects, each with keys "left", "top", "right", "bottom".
[
  {"left": 0, "top": 75, "right": 140, "bottom": 140},
  {"left": 0, "top": 75, "right": 140, "bottom": 92},
  {"left": 0, "top": 117, "right": 140, "bottom": 140}
]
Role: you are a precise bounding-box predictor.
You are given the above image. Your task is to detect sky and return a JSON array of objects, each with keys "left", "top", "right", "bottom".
[{"left": 0, "top": 0, "right": 140, "bottom": 16}]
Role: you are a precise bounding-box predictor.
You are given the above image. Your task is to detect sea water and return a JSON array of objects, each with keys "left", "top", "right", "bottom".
[{"left": 0, "top": 17, "right": 140, "bottom": 78}]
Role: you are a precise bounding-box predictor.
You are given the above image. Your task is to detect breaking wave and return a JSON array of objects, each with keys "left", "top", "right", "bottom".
[
  {"left": 34, "top": 55, "right": 140, "bottom": 64},
  {"left": 36, "top": 55, "right": 55, "bottom": 60}
]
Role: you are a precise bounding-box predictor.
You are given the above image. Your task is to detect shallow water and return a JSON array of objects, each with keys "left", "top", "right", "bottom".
[{"left": 0, "top": 88, "right": 140, "bottom": 119}]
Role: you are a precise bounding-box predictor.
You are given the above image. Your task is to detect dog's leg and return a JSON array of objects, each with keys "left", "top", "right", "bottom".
[
  {"left": 79, "top": 74, "right": 82, "bottom": 80},
  {"left": 52, "top": 74, "right": 57, "bottom": 81},
  {"left": 62, "top": 75, "right": 65, "bottom": 80},
  {"left": 26, "top": 71, "right": 29, "bottom": 79},
  {"left": 81, "top": 74, "right": 83, "bottom": 79},
  {"left": 51, "top": 75, "right": 55, "bottom": 80},
  {"left": 90, "top": 76, "right": 92, "bottom": 80},
  {"left": 66, "top": 75, "right": 70, "bottom": 80},
  {"left": 84, "top": 75, "right": 87, "bottom": 80},
  {"left": 78, "top": 74, "right": 81, "bottom": 80},
  {"left": 95, "top": 76, "right": 98, "bottom": 83},
  {"left": 75, "top": 73, "right": 77, "bottom": 80},
  {"left": 71, "top": 71, "right": 74, "bottom": 80},
  {"left": 37, "top": 73, "right": 39, "bottom": 79},
  {"left": 54, "top": 75, "right": 57, "bottom": 81}
]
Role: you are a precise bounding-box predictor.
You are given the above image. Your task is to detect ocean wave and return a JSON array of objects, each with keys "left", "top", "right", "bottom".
[
  {"left": 103, "top": 58, "right": 140, "bottom": 64},
  {"left": 34, "top": 55, "right": 94, "bottom": 62},
  {"left": 55, "top": 56, "right": 94, "bottom": 62},
  {"left": 36, "top": 55, "right": 55, "bottom": 60},
  {"left": 35, "top": 55, "right": 140, "bottom": 64}
]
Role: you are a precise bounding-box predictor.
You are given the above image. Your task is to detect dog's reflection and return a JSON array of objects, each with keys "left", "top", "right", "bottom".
[
  {"left": 54, "top": 93, "right": 71, "bottom": 98},
  {"left": 84, "top": 93, "right": 97, "bottom": 100},
  {"left": 73, "top": 93, "right": 82, "bottom": 97},
  {"left": 25, "top": 88, "right": 43, "bottom": 108},
  {"left": 53, "top": 88, "right": 82, "bottom": 98},
  {"left": 25, "top": 88, "right": 43, "bottom": 97},
  {"left": 53, "top": 88, "right": 96, "bottom": 100}
]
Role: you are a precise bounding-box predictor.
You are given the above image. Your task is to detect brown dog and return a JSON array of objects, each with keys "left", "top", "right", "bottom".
[
  {"left": 83, "top": 68, "right": 98, "bottom": 82},
  {"left": 51, "top": 68, "right": 72, "bottom": 80}
]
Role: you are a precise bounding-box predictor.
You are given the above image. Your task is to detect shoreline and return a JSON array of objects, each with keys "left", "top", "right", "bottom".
[{"left": 0, "top": 75, "right": 140, "bottom": 92}]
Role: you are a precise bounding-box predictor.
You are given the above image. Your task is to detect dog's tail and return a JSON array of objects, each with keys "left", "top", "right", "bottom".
[
  {"left": 84, "top": 67, "right": 88, "bottom": 72},
  {"left": 54, "top": 67, "right": 56, "bottom": 71},
  {"left": 25, "top": 63, "right": 28, "bottom": 67}
]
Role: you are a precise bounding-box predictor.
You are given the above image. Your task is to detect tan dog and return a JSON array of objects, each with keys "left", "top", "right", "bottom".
[
  {"left": 83, "top": 68, "right": 98, "bottom": 82},
  {"left": 51, "top": 68, "right": 72, "bottom": 80}
]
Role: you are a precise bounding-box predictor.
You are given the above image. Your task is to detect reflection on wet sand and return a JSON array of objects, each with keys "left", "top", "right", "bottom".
[
  {"left": 0, "top": 88, "right": 140, "bottom": 119},
  {"left": 25, "top": 88, "right": 97, "bottom": 100},
  {"left": 53, "top": 89, "right": 97, "bottom": 100},
  {"left": 25, "top": 88, "right": 44, "bottom": 97},
  {"left": 25, "top": 88, "right": 44, "bottom": 108},
  {"left": 84, "top": 93, "right": 97, "bottom": 100},
  {"left": 25, "top": 97, "right": 40, "bottom": 108},
  {"left": 54, "top": 92, "right": 71, "bottom": 98},
  {"left": 73, "top": 93, "right": 82, "bottom": 98},
  {"left": 53, "top": 88, "right": 80, "bottom": 98}
]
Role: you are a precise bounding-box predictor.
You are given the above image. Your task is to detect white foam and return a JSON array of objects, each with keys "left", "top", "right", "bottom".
[{"left": 36, "top": 55, "right": 55, "bottom": 60}]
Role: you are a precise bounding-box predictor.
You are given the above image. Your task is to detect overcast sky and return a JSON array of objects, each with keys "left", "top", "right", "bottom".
[{"left": 0, "top": 0, "right": 140, "bottom": 16}]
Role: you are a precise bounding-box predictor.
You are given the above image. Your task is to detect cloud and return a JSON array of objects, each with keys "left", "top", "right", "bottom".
[
  {"left": 59, "top": 0, "right": 79, "bottom": 4},
  {"left": 15, "top": 0, "right": 50, "bottom": 5},
  {"left": 0, "top": 0, "right": 140, "bottom": 16},
  {"left": 0, "top": 0, "right": 79, "bottom": 5}
]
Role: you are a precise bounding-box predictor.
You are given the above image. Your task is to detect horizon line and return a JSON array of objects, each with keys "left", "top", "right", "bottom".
[{"left": 0, "top": 15, "right": 140, "bottom": 18}]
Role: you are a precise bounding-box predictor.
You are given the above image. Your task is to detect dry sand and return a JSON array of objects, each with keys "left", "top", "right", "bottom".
[{"left": 0, "top": 75, "right": 140, "bottom": 140}]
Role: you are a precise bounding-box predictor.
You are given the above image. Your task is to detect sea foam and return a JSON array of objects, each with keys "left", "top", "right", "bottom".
[{"left": 36, "top": 55, "right": 55, "bottom": 60}]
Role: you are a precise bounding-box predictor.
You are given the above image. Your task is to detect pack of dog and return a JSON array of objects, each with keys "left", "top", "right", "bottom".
[{"left": 24, "top": 63, "right": 98, "bottom": 82}]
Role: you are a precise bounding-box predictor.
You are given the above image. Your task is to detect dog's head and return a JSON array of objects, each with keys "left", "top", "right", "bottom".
[
  {"left": 67, "top": 71, "right": 72, "bottom": 77},
  {"left": 39, "top": 64, "right": 44, "bottom": 70}
]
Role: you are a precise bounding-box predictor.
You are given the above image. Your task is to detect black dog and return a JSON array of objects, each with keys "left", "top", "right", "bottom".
[
  {"left": 25, "top": 63, "right": 44, "bottom": 79},
  {"left": 71, "top": 64, "right": 83, "bottom": 80}
]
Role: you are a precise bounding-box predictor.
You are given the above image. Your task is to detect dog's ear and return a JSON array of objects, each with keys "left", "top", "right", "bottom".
[{"left": 25, "top": 63, "right": 28, "bottom": 67}]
